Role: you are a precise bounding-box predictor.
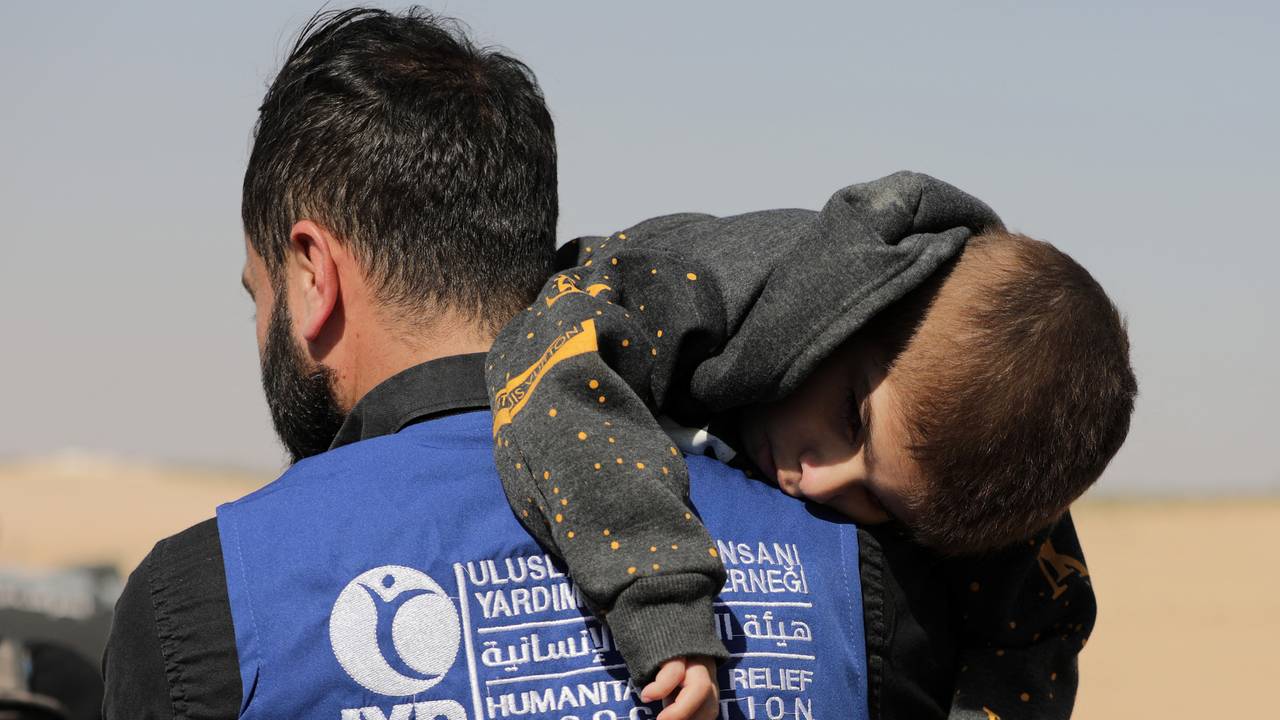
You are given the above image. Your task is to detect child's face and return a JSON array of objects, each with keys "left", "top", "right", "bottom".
[{"left": 737, "top": 335, "right": 920, "bottom": 526}]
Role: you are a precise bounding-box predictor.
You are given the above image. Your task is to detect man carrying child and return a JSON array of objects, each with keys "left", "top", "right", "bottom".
[
  {"left": 99, "top": 8, "right": 1016, "bottom": 720},
  {"left": 102, "top": 7, "right": 1135, "bottom": 720}
]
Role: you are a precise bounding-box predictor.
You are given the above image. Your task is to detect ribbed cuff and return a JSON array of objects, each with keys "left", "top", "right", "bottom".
[{"left": 605, "top": 574, "right": 730, "bottom": 685}]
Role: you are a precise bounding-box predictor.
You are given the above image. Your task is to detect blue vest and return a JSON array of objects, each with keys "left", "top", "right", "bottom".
[{"left": 218, "top": 411, "right": 868, "bottom": 720}]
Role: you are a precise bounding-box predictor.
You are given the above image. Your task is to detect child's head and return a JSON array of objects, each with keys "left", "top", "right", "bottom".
[{"left": 738, "top": 229, "right": 1137, "bottom": 554}]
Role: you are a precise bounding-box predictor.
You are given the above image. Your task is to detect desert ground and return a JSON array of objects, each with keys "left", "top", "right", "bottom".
[{"left": 2, "top": 454, "right": 1275, "bottom": 718}]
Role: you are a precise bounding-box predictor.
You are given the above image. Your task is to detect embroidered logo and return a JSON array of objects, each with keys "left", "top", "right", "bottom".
[
  {"left": 544, "top": 274, "right": 611, "bottom": 307},
  {"left": 330, "top": 566, "right": 461, "bottom": 696},
  {"left": 1037, "top": 540, "right": 1090, "bottom": 600}
]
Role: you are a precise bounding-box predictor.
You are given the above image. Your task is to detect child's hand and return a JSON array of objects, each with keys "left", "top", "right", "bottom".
[{"left": 642, "top": 656, "right": 719, "bottom": 720}]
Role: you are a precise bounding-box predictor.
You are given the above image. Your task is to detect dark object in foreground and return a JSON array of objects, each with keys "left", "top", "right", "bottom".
[{"left": 0, "top": 566, "right": 118, "bottom": 720}]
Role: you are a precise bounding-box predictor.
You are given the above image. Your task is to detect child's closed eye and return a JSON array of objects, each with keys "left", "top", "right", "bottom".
[{"left": 844, "top": 390, "right": 863, "bottom": 433}]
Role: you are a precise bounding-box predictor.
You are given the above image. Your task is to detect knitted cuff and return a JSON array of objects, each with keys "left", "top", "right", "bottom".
[{"left": 605, "top": 574, "right": 730, "bottom": 685}]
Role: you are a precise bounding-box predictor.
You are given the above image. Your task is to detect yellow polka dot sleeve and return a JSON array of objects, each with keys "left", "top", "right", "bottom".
[
  {"left": 486, "top": 244, "right": 731, "bottom": 683},
  {"left": 945, "top": 514, "right": 1095, "bottom": 719}
]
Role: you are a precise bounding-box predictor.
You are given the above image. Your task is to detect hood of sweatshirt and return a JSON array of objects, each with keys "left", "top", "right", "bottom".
[{"left": 568, "top": 171, "right": 1003, "bottom": 410}]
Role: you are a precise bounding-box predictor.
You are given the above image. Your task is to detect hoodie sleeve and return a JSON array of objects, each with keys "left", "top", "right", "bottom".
[
  {"left": 486, "top": 242, "right": 730, "bottom": 683},
  {"left": 945, "top": 513, "right": 1095, "bottom": 720}
]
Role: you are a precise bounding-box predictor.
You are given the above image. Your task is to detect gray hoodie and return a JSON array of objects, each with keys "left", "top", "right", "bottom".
[{"left": 486, "top": 172, "right": 1000, "bottom": 683}]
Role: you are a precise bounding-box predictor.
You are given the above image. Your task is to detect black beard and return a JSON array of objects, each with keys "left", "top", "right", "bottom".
[{"left": 260, "top": 292, "right": 347, "bottom": 465}]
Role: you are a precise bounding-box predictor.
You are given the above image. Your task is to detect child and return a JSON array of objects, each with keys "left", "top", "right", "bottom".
[{"left": 486, "top": 172, "right": 1134, "bottom": 719}]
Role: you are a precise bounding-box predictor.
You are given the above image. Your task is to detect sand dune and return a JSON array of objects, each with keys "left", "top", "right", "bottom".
[
  {"left": 1069, "top": 496, "right": 1279, "bottom": 719},
  {"left": 1, "top": 455, "right": 1274, "bottom": 718},
  {"left": 0, "top": 454, "right": 270, "bottom": 573}
]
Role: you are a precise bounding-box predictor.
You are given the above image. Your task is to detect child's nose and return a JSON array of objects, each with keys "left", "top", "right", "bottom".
[
  {"left": 798, "top": 442, "right": 860, "bottom": 473},
  {"left": 797, "top": 451, "right": 861, "bottom": 502}
]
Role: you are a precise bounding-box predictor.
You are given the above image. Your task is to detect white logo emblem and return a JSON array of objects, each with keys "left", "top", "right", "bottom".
[{"left": 330, "top": 566, "right": 461, "bottom": 696}]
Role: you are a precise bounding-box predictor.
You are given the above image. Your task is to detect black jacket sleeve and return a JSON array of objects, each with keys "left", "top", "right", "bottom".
[
  {"left": 102, "top": 518, "right": 241, "bottom": 720},
  {"left": 859, "top": 524, "right": 958, "bottom": 720},
  {"left": 856, "top": 512, "right": 1096, "bottom": 720},
  {"left": 488, "top": 244, "right": 732, "bottom": 683},
  {"left": 945, "top": 512, "right": 1095, "bottom": 720}
]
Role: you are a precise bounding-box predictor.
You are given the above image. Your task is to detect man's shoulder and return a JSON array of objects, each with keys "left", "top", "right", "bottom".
[
  {"left": 215, "top": 411, "right": 506, "bottom": 566},
  {"left": 684, "top": 453, "right": 856, "bottom": 548},
  {"left": 227, "top": 411, "right": 496, "bottom": 509},
  {"left": 685, "top": 453, "right": 847, "bottom": 520},
  {"left": 104, "top": 517, "right": 241, "bottom": 719},
  {"left": 138, "top": 517, "right": 234, "bottom": 629},
  {"left": 155, "top": 515, "right": 222, "bottom": 562}
]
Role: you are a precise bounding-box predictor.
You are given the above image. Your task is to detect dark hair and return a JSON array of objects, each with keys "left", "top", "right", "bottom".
[
  {"left": 242, "top": 7, "right": 557, "bottom": 333},
  {"left": 869, "top": 230, "right": 1138, "bottom": 554}
]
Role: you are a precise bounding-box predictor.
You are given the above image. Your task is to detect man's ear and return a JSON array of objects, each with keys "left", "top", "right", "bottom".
[{"left": 288, "top": 220, "right": 341, "bottom": 342}]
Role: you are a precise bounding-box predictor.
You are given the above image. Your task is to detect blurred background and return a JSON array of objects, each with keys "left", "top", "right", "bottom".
[{"left": 1, "top": 2, "right": 1275, "bottom": 718}]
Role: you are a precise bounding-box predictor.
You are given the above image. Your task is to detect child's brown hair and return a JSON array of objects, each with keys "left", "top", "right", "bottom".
[{"left": 866, "top": 229, "right": 1137, "bottom": 554}]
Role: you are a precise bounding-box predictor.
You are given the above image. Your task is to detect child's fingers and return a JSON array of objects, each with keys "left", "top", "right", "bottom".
[
  {"left": 654, "top": 657, "right": 718, "bottom": 720},
  {"left": 641, "top": 657, "right": 687, "bottom": 703}
]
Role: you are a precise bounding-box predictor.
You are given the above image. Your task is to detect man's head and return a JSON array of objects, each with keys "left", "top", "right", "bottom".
[
  {"left": 740, "top": 229, "right": 1137, "bottom": 554},
  {"left": 240, "top": 8, "right": 557, "bottom": 462}
]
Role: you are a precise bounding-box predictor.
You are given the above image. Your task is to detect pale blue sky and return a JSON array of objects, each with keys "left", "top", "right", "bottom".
[{"left": 1, "top": 1, "right": 1276, "bottom": 496}]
